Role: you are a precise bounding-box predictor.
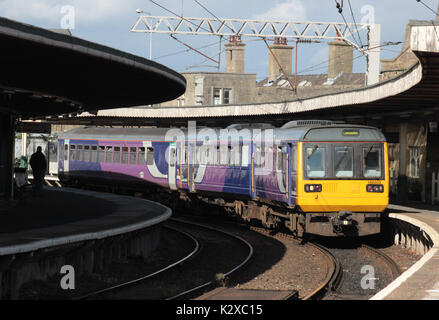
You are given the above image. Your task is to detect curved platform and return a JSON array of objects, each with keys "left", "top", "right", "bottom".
[
  {"left": 0, "top": 187, "right": 171, "bottom": 299},
  {"left": 0, "top": 187, "right": 171, "bottom": 256},
  {"left": 372, "top": 204, "right": 439, "bottom": 300}
]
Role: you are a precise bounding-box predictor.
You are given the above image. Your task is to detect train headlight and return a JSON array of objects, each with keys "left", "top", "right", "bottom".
[
  {"left": 305, "top": 184, "right": 322, "bottom": 193},
  {"left": 366, "top": 184, "right": 384, "bottom": 193}
]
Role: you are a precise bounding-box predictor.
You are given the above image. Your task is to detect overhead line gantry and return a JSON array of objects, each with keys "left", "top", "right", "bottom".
[{"left": 131, "top": 15, "right": 381, "bottom": 85}]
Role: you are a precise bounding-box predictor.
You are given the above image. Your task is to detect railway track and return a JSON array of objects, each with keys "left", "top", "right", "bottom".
[
  {"left": 240, "top": 226, "right": 401, "bottom": 300},
  {"left": 78, "top": 219, "right": 253, "bottom": 300},
  {"left": 75, "top": 225, "right": 200, "bottom": 300},
  {"left": 309, "top": 240, "right": 401, "bottom": 300}
]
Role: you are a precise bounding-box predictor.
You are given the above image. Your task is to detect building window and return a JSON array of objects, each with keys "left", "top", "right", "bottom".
[
  {"left": 212, "top": 88, "right": 232, "bottom": 105},
  {"left": 409, "top": 147, "right": 421, "bottom": 178},
  {"left": 213, "top": 88, "right": 221, "bottom": 105},
  {"left": 177, "top": 95, "right": 185, "bottom": 107},
  {"left": 223, "top": 89, "right": 231, "bottom": 104}
]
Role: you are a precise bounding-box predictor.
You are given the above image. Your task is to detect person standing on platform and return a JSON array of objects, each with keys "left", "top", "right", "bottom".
[{"left": 29, "top": 146, "right": 47, "bottom": 196}]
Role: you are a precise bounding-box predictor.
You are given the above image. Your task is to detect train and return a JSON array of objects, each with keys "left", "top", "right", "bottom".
[{"left": 57, "top": 120, "right": 389, "bottom": 237}]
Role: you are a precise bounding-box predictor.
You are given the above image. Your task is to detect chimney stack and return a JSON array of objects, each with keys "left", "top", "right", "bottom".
[
  {"left": 328, "top": 41, "right": 353, "bottom": 79},
  {"left": 225, "top": 36, "right": 245, "bottom": 73},
  {"left": 268, "top": 37, "right": 293, "bottom": 81}
]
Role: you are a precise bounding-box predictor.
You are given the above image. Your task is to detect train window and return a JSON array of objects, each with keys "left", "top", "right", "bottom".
[
  {"left": 306, "top": 147, "right": 326, "bottom": 178},
  {"left": 216, "top": 146, "right": 221, "bottom": 165},
  {"left": 64, "top": 144, "right": 68, "bottom": 161},
  {"left": 228, "top": 146, "right": 233, "bottom": 166},
  {"left": 241, "top": 145, "right": 249, "bottom": 167},
  {"left": 255, "top": 146, "right": 261, "bottom": 167},
  {"left": 70, "top": 145, "right": 76, "bottom": 161},
  {"left": 105, "top": 146, "right": 113, "bottom": 163},
  {"left": 122, "top": 147, "right": 129, "bottom": 164},
  {"left": 291, "top": 146, "right": 297, "bottom": 172},
  {"left": 147, "top": 147, "right": 155, "bottom": 165},
  {"left": 363, "top": 147, "right": 381, "bottom": 178},
  {"left": 77, "top": 145, "right": 83, "bottom": 162},
  {"left": 334, "top": 146, "right": 354, "bottom": 178},
  {"left": 266, "top": 146, "right": 274, "bottom": 170},
  {"left": 98, "top": 146, "right": 105, "bottom": 163},
  {"left": 138, "top": 147, "right": 146, "bottom": 165},
  {"left": 276, "top": 147, "right": 283, "bottom": 170},
  {"left": 170, "top": 148, "right": 176, "bottom": 167},
  {"left": 114, "top": 147, "right": 121, "bottom": 163},
  {"left": 129, "top": 147, "right": 137, "bottom": 165},
  {"left": 184, "top": 147, "right": 188, "bottom": 165},
  {"left": 84, "top": 145, "right": 90, "bottom": 162},
  {"left": 91, "top": 146, "right": 98, "bottom": 162}
]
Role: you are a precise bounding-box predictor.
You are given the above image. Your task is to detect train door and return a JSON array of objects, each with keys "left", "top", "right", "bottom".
[
  {"left": 63, "top": 139, "right": 70, "bottom": 173},
  {"left": 168, "top": 143, "right": 177, "bottom": 190},
  {"left": 250, "top": 142, "right": 257, "bottom": 199},
  {"left": 281, "top": 143, "right": 293, "bottom": 205},
  {"left": 58, "top": 140, "right": 64, "bottom": 172},
  {"left": 177, "top": 144, "right": 195, "bottom": 192}
]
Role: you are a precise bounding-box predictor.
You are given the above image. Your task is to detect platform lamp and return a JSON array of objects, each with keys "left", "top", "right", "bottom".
[{"left": 136, "top": 9, "right": 153, "bottom": 60}]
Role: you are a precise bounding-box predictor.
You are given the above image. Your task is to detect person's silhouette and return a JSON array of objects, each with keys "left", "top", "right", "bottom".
[{"left": 29, "top": 146, "right": 47, "bottom": 196}]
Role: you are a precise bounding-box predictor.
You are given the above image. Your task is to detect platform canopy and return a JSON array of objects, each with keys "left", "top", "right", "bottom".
[{"left": 0, "top": 17, "right": 186, "bottom": 119}]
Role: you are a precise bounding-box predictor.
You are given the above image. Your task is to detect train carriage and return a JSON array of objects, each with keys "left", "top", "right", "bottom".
[{"left": 58, "top": 120, "right": 389, "bottom": 237}]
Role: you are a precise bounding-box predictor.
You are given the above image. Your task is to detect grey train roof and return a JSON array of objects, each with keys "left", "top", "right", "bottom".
[{"left": 59, "top": 123, "right": 386, "bottom": 142}]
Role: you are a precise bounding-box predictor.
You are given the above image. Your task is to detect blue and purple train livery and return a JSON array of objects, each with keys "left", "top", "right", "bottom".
[{"left": 58, "top": 121, "right": 389, "bottom": 237}]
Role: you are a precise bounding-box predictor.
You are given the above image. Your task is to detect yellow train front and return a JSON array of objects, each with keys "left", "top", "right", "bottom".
[{"left": 291, "top": 124, "right": 389, "bottom": 237}]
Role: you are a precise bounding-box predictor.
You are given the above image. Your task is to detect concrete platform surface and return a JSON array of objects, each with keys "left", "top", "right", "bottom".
[
  {"left": 372, "top": 204, "right": 439, "bottom": 300},
  {"left": 0, "top": 187, "right": 171, "bottom": 256}
]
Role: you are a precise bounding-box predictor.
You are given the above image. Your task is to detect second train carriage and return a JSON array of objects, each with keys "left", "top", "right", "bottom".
[{"left": 58, "top": 121, "right": 389, "bottom": 237}]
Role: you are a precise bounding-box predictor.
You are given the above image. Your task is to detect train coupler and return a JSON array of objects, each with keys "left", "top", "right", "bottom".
[{"left": 331, "top": 211, "right": 354, "bottom": 235}]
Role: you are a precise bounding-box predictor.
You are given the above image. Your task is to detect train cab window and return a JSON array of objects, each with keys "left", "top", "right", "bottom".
[
  {"left": 70, "top": 145, "right": 76, "bottom": 161},
  {"left": 91, "top": 146, "right": 98, "bottom": 162},
  {"left": 122, "top": 147, "right": 129, "bottom": 164},
  {"left": 105, "top": 146, "right": 113, "bottom": 163},
  {"left": 114, "top": 147, "right": 121, "bottom": 163},
  {"left": 138, "top": 147, "right": 146, "bottom": 165},
  {"left": 306, "top": 146, "right": 326, "bottom": 178},
  {"left": 363, "top": 147, "right": 381, "bottom": 178},
  {"left": 64, "top": 144, "right": 69, "bottom": 161},
  {"left": 129, "top": 147, "right": 137, "bottom": 165},
  {"left": 98, "top": 146, "right": 105, "bottom": 163},
  {"left": 84, "top": 145, "right": 90, "bottom": 162},
  {"left": 77, "top": 145, "right": 83, "bottom": 161},
  {"left": 334, "top": 146, "right": 354, "bottom": 178},
  {"left": 147, "top": 147, "right": 155, "bottom": 165}
]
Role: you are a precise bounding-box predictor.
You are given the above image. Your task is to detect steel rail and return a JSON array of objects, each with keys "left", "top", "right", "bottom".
[
  {"left": 75, "top": 226, "right": 200, "bottom": 300},
  {"left": 361, "top": 244, "right": 401, "bottom": 279},
  {"left": 302, "top": 241, "right": 343, "bottom": 300},
  {"left": 165, "top": 218, "right": 254, "bottom": 300}
]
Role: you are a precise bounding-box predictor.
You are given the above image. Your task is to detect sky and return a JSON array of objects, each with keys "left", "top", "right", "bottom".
[{"left": 0, "top": 0, "right": 437, "bottom": 80}]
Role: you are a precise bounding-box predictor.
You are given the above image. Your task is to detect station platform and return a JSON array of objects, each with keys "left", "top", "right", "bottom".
[
  {"left": 373, "top": 203, "right": 439, "bottom": 300},
  {"left": 0, "top": 187, "right": 171, "bottom": 255}
]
